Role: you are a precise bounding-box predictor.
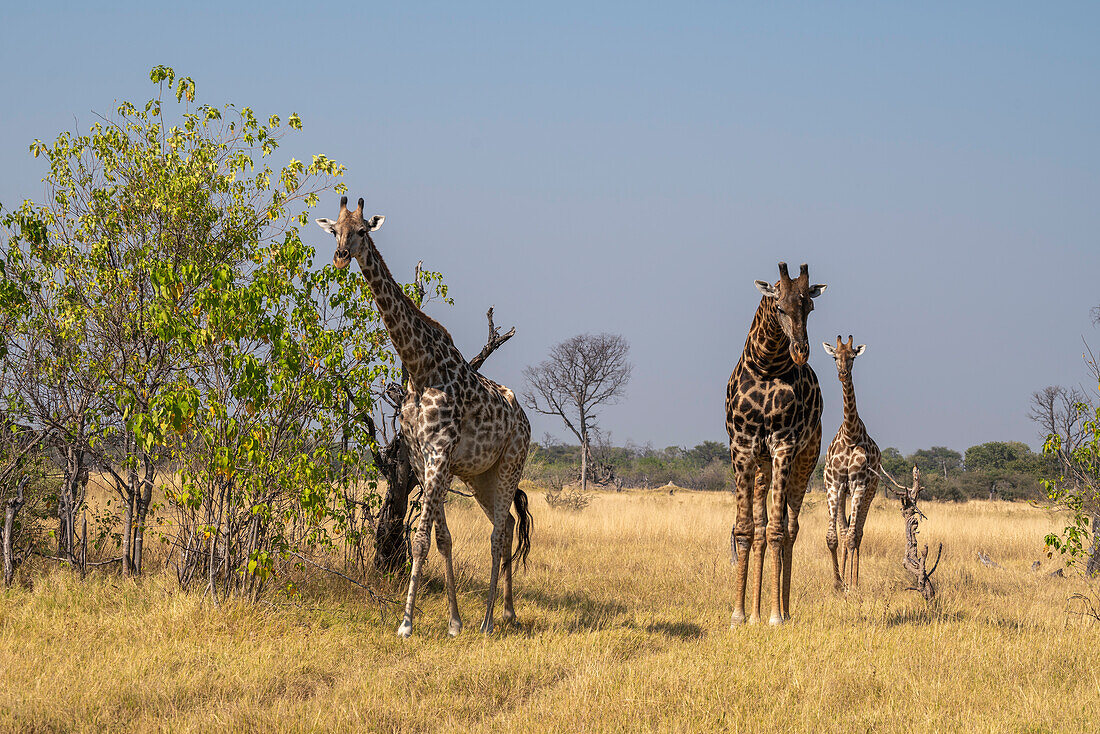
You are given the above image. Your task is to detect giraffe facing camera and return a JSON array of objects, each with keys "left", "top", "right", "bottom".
[
  {"left": 822, "top": 335, "right": 881, "bottom": 589},
  {"left": 317, "top": 196, "right": 532, "bottom": 638},
  {"left": 727, "top": 262, "right": 826, "bottom": 626}
]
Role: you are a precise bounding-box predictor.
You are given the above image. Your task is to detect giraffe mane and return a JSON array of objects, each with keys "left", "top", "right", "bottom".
[{"left": 367, "top": 236, "right": 455, "bottom": 344}]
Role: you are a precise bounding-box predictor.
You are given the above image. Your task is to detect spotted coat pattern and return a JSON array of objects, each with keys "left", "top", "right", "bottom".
[
  {"left": 726, "top": 263, "right": 825, "bottom": 626},
  {"left": 822, "top": 335, "right": 880, "bottom": 588},
  {"left": 317, "top": 197, "right": 531, "bottom": 638}
]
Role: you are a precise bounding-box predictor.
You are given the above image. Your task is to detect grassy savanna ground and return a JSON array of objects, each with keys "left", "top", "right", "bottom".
[{"left": 1, "top": 488, "right": 1097, "bottom": 733}]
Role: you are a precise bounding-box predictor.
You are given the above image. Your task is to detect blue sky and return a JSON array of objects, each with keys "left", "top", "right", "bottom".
[{"left": 2, "top": 2, "right": 1098, "bottom": 453}]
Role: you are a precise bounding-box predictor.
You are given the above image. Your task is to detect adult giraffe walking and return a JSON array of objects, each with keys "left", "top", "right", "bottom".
[
  {"left": 317, "top": 196, "right": 532, "bottom": 637},
  {"left": 726, "top": 262, "right": 826, "bottom": 626}
]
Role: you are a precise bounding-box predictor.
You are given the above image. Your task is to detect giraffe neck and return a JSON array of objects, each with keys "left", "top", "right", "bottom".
[
  {"left": 840, "top": 373, "right": 862, "bottom": 437},
  {"left": 353, "top": 237, "right": 454, "bottom": 383},
  {"left": 742, "top": 297, "right": 794, "bottom": 375}
]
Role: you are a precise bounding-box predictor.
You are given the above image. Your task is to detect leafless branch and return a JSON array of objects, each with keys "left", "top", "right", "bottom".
[
  {"left": 285, "top": 549, "right": 399, "bottom": 621},
  {"left": 469, "top": 307, "right": 516, "bottom": 372}
]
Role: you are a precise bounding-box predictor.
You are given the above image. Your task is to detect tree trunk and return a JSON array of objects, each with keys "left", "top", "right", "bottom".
[
  {"left": 3, "top": 478, "right": 27, "bottom": 587},
  {"left": 580, "top": 430, "right": 589, "bottom": 495},
  {"left": 57, "top": 447, "right": 85, "bottom": 564},
  {"left": 131, "top": 454, "right": 155, "bottom": 575},
  {"left": 122, "top": 449, "right": 137, "bottom": 575},
  {"left": 374, "top": 433, "right": 419, "bottom": 574},
  {"left": 1087, "top": 512, "right": 1100, "bottom": 579}
]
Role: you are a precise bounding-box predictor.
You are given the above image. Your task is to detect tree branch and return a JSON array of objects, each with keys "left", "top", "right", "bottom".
[{"left": 469, "top": 306, "right": 516, "bottom": 372}]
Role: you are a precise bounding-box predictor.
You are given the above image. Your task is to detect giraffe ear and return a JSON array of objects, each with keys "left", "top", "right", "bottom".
[
  {"left": 315, "top": 218, "right": 337, "bottom": 235},
  {"left": 823, "top": 341, "right": 836, "bottom": 357},
  {"left": 853, "top": 344, "right": 867, "bottom": 356},
  {"left": 808, "top": 283, "right": 827, "bottom": 298},
  {"left": 755, "top": 280, "right": 778, "bottom": 298},
  {"left": 366, "top": 215, "right": 385, "bottom": 232}
]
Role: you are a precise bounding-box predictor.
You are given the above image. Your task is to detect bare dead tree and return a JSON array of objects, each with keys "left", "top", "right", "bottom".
[
  {"left": 522, "top": 333, "right": 632, "bottom": 494},
  {"left": 369, "top": 298, "right": 519, "bottom": 574},
  {"left": 882, "top": 466, "right": 942, "bottom": 601}
]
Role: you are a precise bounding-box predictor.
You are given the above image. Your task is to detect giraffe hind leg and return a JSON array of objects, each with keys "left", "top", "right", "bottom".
[
  {"left": 501, "top": 513, "right": 516, "bottom": 625},
  {"left": 781, "top": 426, "right": 818, "bottom": 619},
  {"left": 467, "top": 457, "right": 521, "bottom": 635}
]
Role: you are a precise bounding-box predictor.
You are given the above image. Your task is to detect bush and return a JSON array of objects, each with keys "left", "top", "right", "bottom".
[{"left": 544, "top": 484, "right": 592, "bottom": 511}]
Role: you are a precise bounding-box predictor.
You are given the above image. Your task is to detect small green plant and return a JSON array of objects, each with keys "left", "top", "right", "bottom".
[{"left": 1041, "top": 384, "right": 1100, "bottom": 577}]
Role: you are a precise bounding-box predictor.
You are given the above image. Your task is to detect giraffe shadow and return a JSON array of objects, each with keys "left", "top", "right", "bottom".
[
  {"left": 881, "top": 606, "right": 966, "bottom": 627},
  {"left": 644, "top": 620, "right": 707, "bottom": 640},
  {"left": 522, "top": 588, "right": 630, "bottom": 633}
]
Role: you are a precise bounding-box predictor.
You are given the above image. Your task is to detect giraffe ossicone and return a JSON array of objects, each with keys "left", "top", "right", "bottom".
[{"left": 316, "top": 195, "right": 532, "bottom": 638}]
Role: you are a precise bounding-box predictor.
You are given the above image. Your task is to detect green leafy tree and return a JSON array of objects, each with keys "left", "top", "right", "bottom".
[
  {"left": 908, "top": 446, "right": 962, "bottom": 478},
  {"left": 1040, "top": 388, "right": 1100, "bottom": 577},
  {"left": 879, "top": 447, "right": 909, "bottom": 481},
  {"left": 0, "top": 66, "right": 440, "bottom": 594},
  {"left": 963, "top": 441, "right": 1043, "bottom": 500}
]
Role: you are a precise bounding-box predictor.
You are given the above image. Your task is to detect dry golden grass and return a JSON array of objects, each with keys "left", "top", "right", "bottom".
[{"left": 1, "top": 489, "right": 1097, "bottom": 733}]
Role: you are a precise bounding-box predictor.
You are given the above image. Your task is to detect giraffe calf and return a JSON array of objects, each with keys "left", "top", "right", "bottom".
[{"left": 822, "top": 335, "right": 881, "bottom": 589}]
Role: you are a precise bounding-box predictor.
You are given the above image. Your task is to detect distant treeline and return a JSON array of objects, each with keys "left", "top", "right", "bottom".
[{"left": 526, "top": 439, "right": 1050, "bottom": 501}]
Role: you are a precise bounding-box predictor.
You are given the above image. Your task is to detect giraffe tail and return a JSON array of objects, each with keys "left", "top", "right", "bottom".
[{"left": 511, "top": 487, "right": 533, "bottom": 569}]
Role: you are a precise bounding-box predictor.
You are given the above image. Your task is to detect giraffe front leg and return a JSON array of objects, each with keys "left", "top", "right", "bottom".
[
  {"left": 749, "top": 462, "right": 770, "bottom": 624},
  {"left": 836, "top": 485, "right": 852, "bottom": 590},
  {"left": 847, "top": 482, "right": 872, "bottom": 588},
  {"left": 767, "top": 449, "right": 795, "bottom": 626},
  {"left": 435, "top": 514, "right": 462, "bottom": 637},
  {"left": 825, "top": 480, "right": 842, "bottom": 589},
  {"left": 781, "top": 498, "right": 804, "bottom": 620},
  {"left": 730, "top": 453, "right": 755, "bottom": 627},
  {"left": 398, "top": 448, "right": 451, "bottom": 638},
  {"left": 398, "top": 509, "right": 433, "bottom": 638}
]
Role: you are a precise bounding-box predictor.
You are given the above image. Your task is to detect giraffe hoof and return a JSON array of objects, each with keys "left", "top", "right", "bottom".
[
  {"left": 730, "top": 611, "right": 746, "bottom": 627},
  {"left": 748, "top": 614, "right": 760, "bottom": 625},
  {"left": 396, "top": 621, "right": 413, "bottom": 638},
  {"left": 768, "top": 614, "right": 785, "bottom": 627},
  {"left": 502, "top": 609, "right": 517, "bottom": 626},
  {"left": 479, "top": 620, "right": 494, "bottom": 635},
  {"left": 448, "top": 619, "right": 463, "bottom": 637}
]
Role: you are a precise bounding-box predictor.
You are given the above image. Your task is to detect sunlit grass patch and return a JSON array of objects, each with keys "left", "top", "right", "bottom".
[{"left": 0, "top": 489, "right": 1096, "bottom": 733}]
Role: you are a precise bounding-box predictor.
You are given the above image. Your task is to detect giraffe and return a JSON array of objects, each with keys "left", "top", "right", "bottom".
[
  {"left": 726, "top": 262, "right": 826, "bottom": 626},
  {"left": 316, "top": 196, "right": 532, "bottom": 638},
  {"left": 822, "top": 335, "right": 881, "bottom": 589}
]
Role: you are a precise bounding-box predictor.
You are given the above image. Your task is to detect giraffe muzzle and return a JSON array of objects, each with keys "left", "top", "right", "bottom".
[{"left": 334, "top": 250, "right": 351, "bottom": 269}]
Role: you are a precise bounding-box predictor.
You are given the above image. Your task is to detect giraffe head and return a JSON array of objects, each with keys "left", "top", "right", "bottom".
[
  {"left": 314, "top": 196, "right": 385, "bottom": 269},
  {"left": 822, "top": 335, "right": 866, "bottom": 381},
  {"left": 754, "top": 262, "right": 827, "bottom": 365}
]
